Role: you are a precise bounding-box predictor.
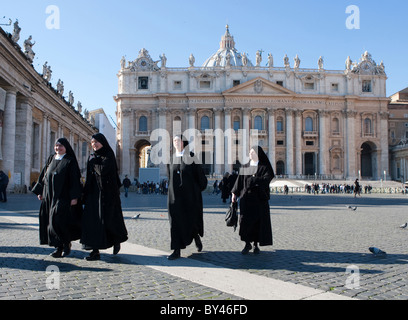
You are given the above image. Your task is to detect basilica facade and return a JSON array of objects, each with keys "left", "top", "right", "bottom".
[{"left": 115, "top": 26, "right": 389, "bottom": 181}]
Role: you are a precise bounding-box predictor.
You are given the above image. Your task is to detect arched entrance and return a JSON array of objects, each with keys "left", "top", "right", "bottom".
[
  {"left": 134, "top": 139, "right": 151, "bottom": 178},
  {"left": 360, "top": 142, "right": 376, "bottom": 179}
]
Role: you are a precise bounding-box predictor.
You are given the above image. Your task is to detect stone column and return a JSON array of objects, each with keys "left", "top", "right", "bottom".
[
  {"left": 42, "top": 114, "right": 49, "bottom": 163},
  {"left": 319, "top": 110, "right": 328, "bottom": 176},
  {"left": 187, "top": 107, "right": 196, "bottom": 130},
  {"left": 242, "top": 107, "right": 250, "bottom": 165},
  {"left": 121, "top": 109, "right": 131, "bottom": 178},
  {"left": 15, "top": 97, "right": 33, "bottom": 187},
  {"left": 157, "top": 108, "right": 168, "bottom": 177},
  {"left": 3, "top": 88, "right": 17, "bottom": 188},
  {"left": 0, "top": 87, "right": 6, "bottom": 160},
  {"left": 294, "top": 109, "right": 302, "bottom": 176},
  {"left": 344, "top": 109, "right": 356, "bottom": 179},
  {"left": 267, "top": 108, "right": 276, "bottom": 170},
  {"left": 285, "top": 108, "right": 294, "bottom": 176},
  {"left": 224, "top": 107, "right": 232, "bottom": 173},
  {"left": 379, "top": 111, "right": 390, "bottom": 179},
  {"left": 213, "top": 107, "right": 223, "bottom": 175}
]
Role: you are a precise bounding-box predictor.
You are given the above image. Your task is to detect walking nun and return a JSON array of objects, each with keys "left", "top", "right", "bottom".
[
  {"left": 32, "top": 138, "right": 83, "bottom": 258},
  {"left": 167, "top": 135, "right": 208, "bottom": 260},
  {"left": 231, "top": 145, "right": 274, "bottom": 254},
  {"left": 81, "top": 133, "right": 128, "bottom": 261}
]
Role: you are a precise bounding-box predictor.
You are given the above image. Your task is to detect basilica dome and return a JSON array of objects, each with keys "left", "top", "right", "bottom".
[{"left": 202, "top": 25, "right": 253, "bottom": 68}]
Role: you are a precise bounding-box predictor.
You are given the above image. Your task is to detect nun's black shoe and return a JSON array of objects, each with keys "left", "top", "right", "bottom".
[
  {"left": 113, "top": 244, "right": 121, "bottom": 255},
  {"left": 50, "top": 248, "right": 63, "bottom": 258},
  {"left": 85, "top": 250, "right": 100, "bottom": 261},
  {"left": 241, "top": 243, "right": 252, "bottom": 255},
  {"left": 62, "top": 243, "right": 71, "bottom": 257},
  {"left": 194, "top": 236, "right": 203, "bottom": 252},
  {"left": 253, "top": 246, "right": 260, "bottom": 254},
  {"left": 167, "top": 249, "right": 180, "bottom": 260}
]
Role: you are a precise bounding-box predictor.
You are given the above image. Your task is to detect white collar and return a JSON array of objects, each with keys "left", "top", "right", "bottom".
[
  {"left": 250, "top": 160, "right": 259, "bottom": 166},
  {"left": 55, "top": 154, "right": 66, "bottom": 160},
  {"left": 176, "top": 149, "right": 185, "bottom": 157}
]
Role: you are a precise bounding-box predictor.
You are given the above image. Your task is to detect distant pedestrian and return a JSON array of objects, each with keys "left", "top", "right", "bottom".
[
  {"left": 167, "top": 135, "right": 208, "bottom": 260},
  {"left": 0, "top": 170, "right": 9, "bottom": 202},
  {"left": 212, "top": 180, "right": 219, "bottom": 195},
  {"left": 122, "top": 175, "right": 131, "bottom": 197},
  {"left": 81, "top": 133, "right": 128, "bottom": 261},
  {"left": 32, "top": 138, "right": 83, "bottom": 258},
  {"left": 354, "top": 179, "right": 361, "bottom": 198},
  {"left": 231, "top": 146, "right": 274, "bottom": 255},
  {"left": 219, "top": 173, "right": 230, "bottom": 203}
]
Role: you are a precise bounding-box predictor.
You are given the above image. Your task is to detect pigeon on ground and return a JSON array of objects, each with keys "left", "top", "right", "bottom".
[
  {"left": 400, "top": 222, "right": 408, "bottom": 229},
  {"left": 369, "top": 247, "right": 386, "bottom": 256},
  {"left": 345, "top": 205, "right": 357, "bottom": 211},
  {"left": 132, "top": 214, "right": 140, "bottom": 219}
]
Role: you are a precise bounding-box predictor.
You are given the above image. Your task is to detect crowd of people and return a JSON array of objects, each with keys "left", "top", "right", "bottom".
[
  {"left": 303, "top": 179, "right": 372, "bottom": 195},
  {"left": 132, "top": 180, "right": 168, "bottom": 195}
]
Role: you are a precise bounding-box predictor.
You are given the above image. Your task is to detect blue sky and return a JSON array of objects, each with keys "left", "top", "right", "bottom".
[{"left": 2, "top": 0, "right": 407, "bottom": 126}]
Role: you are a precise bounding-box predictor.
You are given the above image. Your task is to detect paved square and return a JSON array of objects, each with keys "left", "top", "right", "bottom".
[{"left": 1, "top": 189, "right": 408, "bottom": 300}]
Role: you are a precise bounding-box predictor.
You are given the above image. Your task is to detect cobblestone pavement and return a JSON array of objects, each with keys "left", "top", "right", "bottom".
[{"left": 1, "top": 191, "right": 408, "bottom": 300}]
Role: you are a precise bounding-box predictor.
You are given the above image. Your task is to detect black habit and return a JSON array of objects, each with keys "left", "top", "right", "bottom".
[
  {"left": 32, "top": 153, "right": 83, "bottom": 247},
  {"left": 81, "top": 134, "right": 128, "bottom": 250},
  {"left": 167, "top": 150, "right": 207, "bottom": 250},
  {"left": 231, "top": 146, "right": 274, "bottom": 246}
]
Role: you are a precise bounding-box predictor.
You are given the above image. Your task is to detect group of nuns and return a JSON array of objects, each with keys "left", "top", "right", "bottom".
[{"left": 33, "top": 134, "right": 274, "bottom": 261}]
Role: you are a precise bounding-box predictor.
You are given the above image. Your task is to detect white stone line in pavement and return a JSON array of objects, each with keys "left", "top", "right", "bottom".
[{"left": 0, "top": 210, "right": 355, "bottom": 300}]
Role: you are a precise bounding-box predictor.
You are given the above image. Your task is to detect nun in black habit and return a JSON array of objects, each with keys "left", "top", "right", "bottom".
[
  {"left": 231, "top": 146, "right": 275, "bottom": 254},
  {"left": 167, "top": 135, "right": 208, "bottom": 260},
  {"left": 81, "top": 133, "right": 128, "bottom": 261},
  {"left": 32, "top": 138, "right": 83, "bottom": 258}
]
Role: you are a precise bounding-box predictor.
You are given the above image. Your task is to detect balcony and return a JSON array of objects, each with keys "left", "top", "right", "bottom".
[
  {"left": 303, "top": 131, "right": 318, "bottom": 138},
  {"left": 251, "top": 129, "right": 267, "bottom": 136},
  {"left": 135, "top": 131, "right": 150, "bottom": 136}
]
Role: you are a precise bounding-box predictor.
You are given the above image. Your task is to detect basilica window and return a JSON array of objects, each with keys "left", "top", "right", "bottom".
[
  {"left": 200, "top": 116, "right": 210, "bottom": 130},
  {"left": 173, "top": 81, "right": 182, "bottom": 90},
  {"left": 233, "top": 116, "right": 240, "bottom": 131},
  {"left": 233, "top": 80, "right": 241, "bottom": 87},
  {"left": 276, "top": 117, "right": 284, "bottom": 133},
  {"left": 173, "top": 116, "right": 182, "bottom": 135},
  {"left": 331, "top": 83, "right": 339, "bottom": 92},
  {"left": 254, "top": 116, "right": 263, "bottom": 130},
  {"left": 304, "top": 82, "right": 315, "bottom": 90},
  {"left": 362, "top": 80, "right": 372, "bottom": 93},
  {"left": 138, "top": 77, "right": 149, "bottom": 90},
  {"left": 199, "top": 81, "right": 211, "bottom": 89},
  {"left": 364, "top": 118, "right": 372, "bottom": 134},
  {"left": 305, "top": 117, "right": 313, "bottom": 132},
  {"left": 139, "top": 116, "right": 148, "bottom": 132}
]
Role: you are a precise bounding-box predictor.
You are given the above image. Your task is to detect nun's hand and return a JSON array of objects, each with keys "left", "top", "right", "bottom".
[
  {"left": 70, "top": 199, "right": 78, "bottom": 206},
  {"left": 231, "top": 193, "right": 237, "bottom": 203},
  {"left": 37, "top": 195, "right": 43, "bottom": 201}
]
